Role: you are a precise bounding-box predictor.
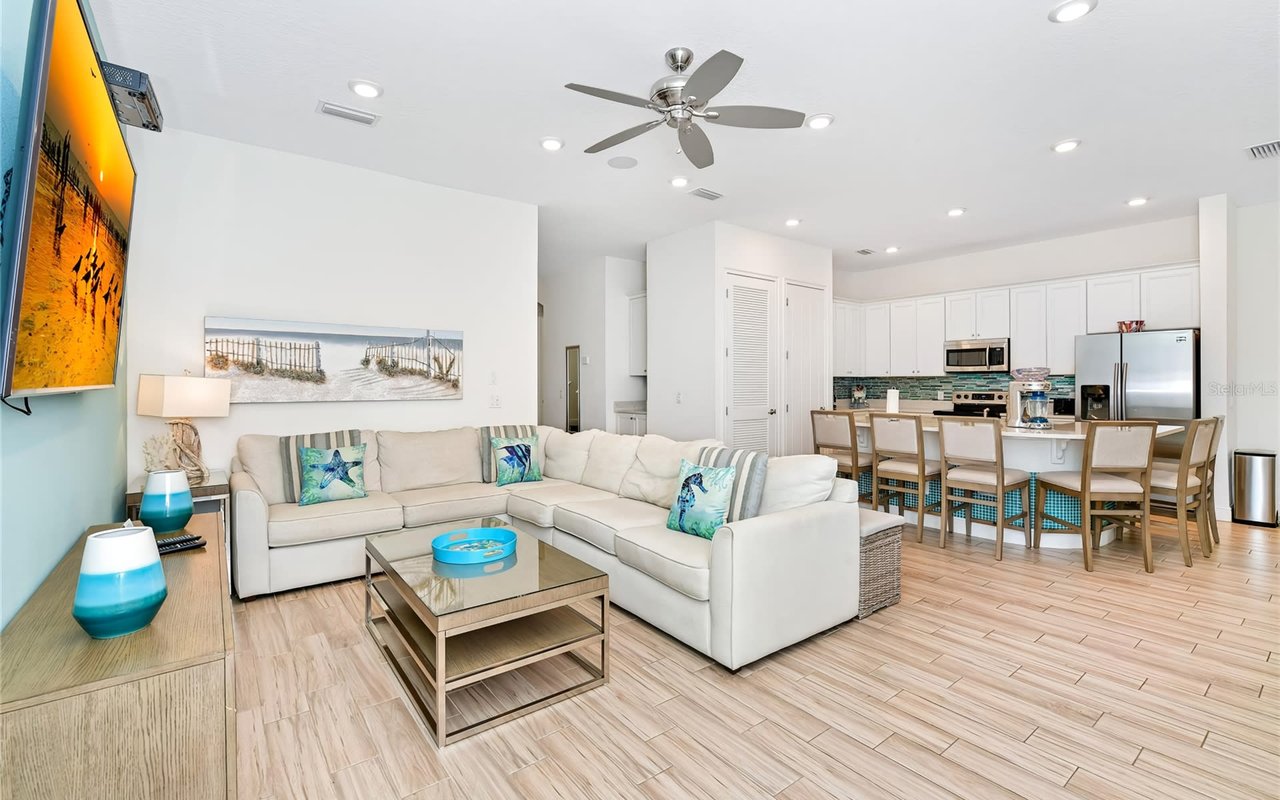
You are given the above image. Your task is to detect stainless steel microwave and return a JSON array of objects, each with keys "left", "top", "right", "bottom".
[{"left": 944, "top": 338, "right": 1009, "bottom": 373}]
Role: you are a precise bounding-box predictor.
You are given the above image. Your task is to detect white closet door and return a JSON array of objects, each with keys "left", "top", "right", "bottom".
[
  {"left": 725, "top": 274, "right": 778, "bottom": 454},
  {"left": 785, "top": 283, "right": 828, "bottom": 455}
]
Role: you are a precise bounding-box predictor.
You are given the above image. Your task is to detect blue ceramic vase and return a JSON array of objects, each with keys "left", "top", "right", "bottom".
[
  {"left": 72, "top": 525, "right": 168, "bottom": 638},
  {"left": 138, "top": 469, "right": 193, "bottom": 534}
]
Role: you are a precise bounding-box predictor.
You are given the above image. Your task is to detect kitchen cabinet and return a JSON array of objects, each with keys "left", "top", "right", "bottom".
[
  {"left": 1009, "top": 284, "right": 1048, "bottom": 370},
  {"left": 1086, "top": 273, "right": 1141, "bottom": 333},
  {"left": 628, "top": 294, "right": 647, "bottom": 376},
  {"left": 862, "top": 303, "right": 891, "bottom": 376},
  {"left": 616, "top": 413, "right": 647, "bottom": 435},
  {"left": 889, "top": 296, "right": 944, "bottom": 376},
  {"left": 945, "top": 289, "right": 1009, "bottom": 340},
  {"left": 832, "top": 300, "right": 864, "bottom": 376},
  {"left": 1141, "top": 266, "right": 1200, "bottom": 329},
  {"left": 1045, "top": 280, "right": 1087, "bottom": 374}
]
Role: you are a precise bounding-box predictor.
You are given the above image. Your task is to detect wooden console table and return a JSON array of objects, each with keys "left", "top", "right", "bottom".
[{"left": 0, "top": 513, "right": 235, "bottom": 798}]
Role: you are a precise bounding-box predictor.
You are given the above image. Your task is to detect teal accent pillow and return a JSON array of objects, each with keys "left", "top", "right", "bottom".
[
  {"left": 666, "top": 458, "right": 736, "bottom": 539},
  {"left": 298, "top": 444, "right": 368, "bottom": 506},
  {"left": 493, "top": 435, "right": 542, "bottom": 487}
]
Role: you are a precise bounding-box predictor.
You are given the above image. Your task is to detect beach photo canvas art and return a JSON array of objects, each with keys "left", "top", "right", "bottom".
[{"left": 204, "top": 316, "right": 463, "bottom": 403}]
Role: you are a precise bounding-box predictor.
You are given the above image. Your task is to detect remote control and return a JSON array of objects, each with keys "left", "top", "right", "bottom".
[
  {"left": 158, "top": 537, "right": 206, "bottom": 556},
  {"left": 156, "top": 533, "right": 198, "bottom": 546}
]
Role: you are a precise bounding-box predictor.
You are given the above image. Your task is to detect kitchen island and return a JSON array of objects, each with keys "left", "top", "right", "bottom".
[{"left": 837, "top": 411, "right": 1183, "bottom": 549}]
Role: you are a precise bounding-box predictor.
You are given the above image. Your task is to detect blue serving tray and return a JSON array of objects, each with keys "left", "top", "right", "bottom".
[
  {"left": 431, "top": 527, "right": 517, "bottom": 564},
  {"left": 433, "top": 553, "right": 518, "bottom": 580}
]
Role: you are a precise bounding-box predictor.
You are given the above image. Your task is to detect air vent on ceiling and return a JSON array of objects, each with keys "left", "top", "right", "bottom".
[
  {"left": 316, "top": 101, "right": 380, "bottom": 126},
  {"left": 856, "top": 248, "right": 876, "bottom": 256},
  {"left": 1247, "top": 140, "right": 1280, "bottom": 160},
  {"left": 687, "top": 187, "right": 722, "bottom": 201}
]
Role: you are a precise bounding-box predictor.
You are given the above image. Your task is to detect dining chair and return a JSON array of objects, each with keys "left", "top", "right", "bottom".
[
  {"left": 937, "top": 417, "right": 1032, "bottom": 560},
  {"left": 869, "top": 413, "right": 942, "bottom": 543}
]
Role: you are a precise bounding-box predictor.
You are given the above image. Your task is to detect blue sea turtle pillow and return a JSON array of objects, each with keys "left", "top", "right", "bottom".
[
  {"left": 666, "top": 458, "right": 736, "bottom": 540},
  {"left": 299, "top": 444, "right": 368, "bottom": 506},
  {"left": 492, "top": 435, "right": 542, "bottom": 487}
]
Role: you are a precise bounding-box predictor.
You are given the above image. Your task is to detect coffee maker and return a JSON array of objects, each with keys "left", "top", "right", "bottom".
[{"left": 1007, "top": 381, "right": 1053, "bottom": 429}]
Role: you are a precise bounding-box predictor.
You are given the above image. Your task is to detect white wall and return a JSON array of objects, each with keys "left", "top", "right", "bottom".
[
  {"left": 1233, "top": 200, "right": 1280, "bottom": 504},
  {"left": 538, "top": 262, "right": 605, "bottom": 431},
  {"left": 835, "top": 215, "right": 1199, "bottom": 301},
  {"left": 124, "top": 129, "right": 538, "bottom": 478},
  {"left": 602, "top": 257, "right": 646, "bottom": 427}
]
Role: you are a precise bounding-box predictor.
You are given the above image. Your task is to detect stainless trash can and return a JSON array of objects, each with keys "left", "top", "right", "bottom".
[{"left": 1232, "top": 450, "right": 1278, "bottom": 527}]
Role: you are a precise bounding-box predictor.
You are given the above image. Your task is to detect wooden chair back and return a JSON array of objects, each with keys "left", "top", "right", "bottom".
[
  {"left": 869, "top": 413, "right": 924, "bottom": 461},
  {"left": 937, "top": 417, "right": 1002, "bottom": 468}
]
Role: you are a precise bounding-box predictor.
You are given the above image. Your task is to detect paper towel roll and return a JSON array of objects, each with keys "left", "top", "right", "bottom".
[{"left": 886, "top": 389, "right": 900, "bottom": 413}]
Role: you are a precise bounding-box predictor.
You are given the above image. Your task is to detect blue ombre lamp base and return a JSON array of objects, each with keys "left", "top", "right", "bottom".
[
  {"left": 72, "top": 525, "right": 168, "bottom": 639},
  {"left": 138, "top": 469, "right": 193, "bottom": 534}
]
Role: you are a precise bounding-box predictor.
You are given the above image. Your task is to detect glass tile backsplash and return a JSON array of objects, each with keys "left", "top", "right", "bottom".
[{"left": 834, "top": 374, "right": 1076, "bottom": 402}]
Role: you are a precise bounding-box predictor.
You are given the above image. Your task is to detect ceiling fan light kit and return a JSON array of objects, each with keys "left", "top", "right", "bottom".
[{"left": 566, "top": 47, "right": 807, "bottom": 168}]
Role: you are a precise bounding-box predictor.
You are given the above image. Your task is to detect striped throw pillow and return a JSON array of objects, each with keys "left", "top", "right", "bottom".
[
  {"left": 696, "top": 446, "right": 768, "bottom": 521},
  {"left": 279, "top": 430, "right": 362, "bottom": 503},
  {"left": 479, "top": 425, "right": 537, "bottom": 482}
]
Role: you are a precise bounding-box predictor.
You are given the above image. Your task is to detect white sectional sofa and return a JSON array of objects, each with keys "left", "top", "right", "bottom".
[{"left": 231, "top": 425, "right": 884, "bottom": 669}]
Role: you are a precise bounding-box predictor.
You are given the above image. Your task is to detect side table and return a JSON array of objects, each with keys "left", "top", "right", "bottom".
[{"left": 127, "top": 469, "right": 232, "bottom": 594}]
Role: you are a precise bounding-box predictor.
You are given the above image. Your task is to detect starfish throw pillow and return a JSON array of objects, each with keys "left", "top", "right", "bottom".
[{"left": 298, "top": 444, "right": 368, "bottom": 506}]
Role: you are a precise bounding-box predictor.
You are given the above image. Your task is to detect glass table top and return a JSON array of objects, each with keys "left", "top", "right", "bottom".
[{"left": 366, "top": 517, "right": 605, "bottom": 618}]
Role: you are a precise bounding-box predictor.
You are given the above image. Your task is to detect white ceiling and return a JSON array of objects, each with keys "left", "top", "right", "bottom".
[{"left": 93, "top": 0, "right": 1279, "bottom": 272}]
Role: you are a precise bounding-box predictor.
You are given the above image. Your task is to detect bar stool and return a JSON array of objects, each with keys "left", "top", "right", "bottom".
[
  {"left": 1036, "top": 421, "right": 1158, "bottom": 572},
  {"left": 1204, "top": 414, "right": 1226, "bottom": 546},
  {"left": 811, "top": 410, "right": 873, "bottom": 502},
  {"left": 937, "top": 418, "right": 1032, "bottom": 560},
  {"left": 1150, "top": 417, "right": 1218, "bottom": 565},
  {"left": 869, "top": 413, "right": 942, "bottom": 542}
]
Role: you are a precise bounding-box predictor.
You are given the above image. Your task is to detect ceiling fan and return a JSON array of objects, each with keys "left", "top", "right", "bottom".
[{"left": 566, "top": 47, "right": 806, "bottom": 169}]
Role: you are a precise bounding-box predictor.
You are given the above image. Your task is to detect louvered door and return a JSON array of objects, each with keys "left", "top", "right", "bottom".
[{"left": 725, "top": 274, "right": 778, "bottom": 454}]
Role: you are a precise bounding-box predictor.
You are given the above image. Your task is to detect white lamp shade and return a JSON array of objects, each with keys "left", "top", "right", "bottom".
[{"left": 136, "top": 375, "right": 230, "bottom": 419}]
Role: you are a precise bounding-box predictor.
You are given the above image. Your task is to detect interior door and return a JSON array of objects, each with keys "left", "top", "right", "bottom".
[
  {"left": 725, "top": 274, "right": 778, "bottom": 454},
  {"left": 565, "top": 345, "right": 581, "bottom": 433},
  {"left": 785, "top": 283, "right": 829, "bottom": 455}
]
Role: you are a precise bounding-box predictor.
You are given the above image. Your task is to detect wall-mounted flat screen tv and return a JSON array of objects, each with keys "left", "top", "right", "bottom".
[{"left": 1, "top": 0, "right": 135, "bottom": 398}]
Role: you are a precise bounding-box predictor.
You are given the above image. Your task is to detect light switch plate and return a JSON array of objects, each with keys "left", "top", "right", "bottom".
[{"left": 489, "top": 393, "right": 502, "bottom": 408}]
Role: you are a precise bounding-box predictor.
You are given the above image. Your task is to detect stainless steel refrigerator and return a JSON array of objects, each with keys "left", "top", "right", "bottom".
[{"left": 1075, "top": 330, "right": 1200, "bottom": 449}]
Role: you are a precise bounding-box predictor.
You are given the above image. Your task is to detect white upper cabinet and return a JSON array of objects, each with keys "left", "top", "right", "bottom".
[
  {"left": 889, "top": 300, "right": 918, "bottom": 375},
  {"left": 945, "top": 289, "right": 1009, "bottom": 339},
  {"left": 832, "top": 300, "right": 864, "bottom": 376},
  {"left": 628, "top": 294, "right": 647, "bottom": 376},
  {"left": 1141, "top": 266, "right": 1200, "bottom": 330},
  {"left": 863, "top": 303, "right": 891, "bottom": 376},
  {"left": 915, "top": 296, "right": 946, "bottom": 376},
  {"left": 1086, "top": 273, "right": 1141, "bottom": 333},
  {"left": 1045, "top": 280, "right": 1087, "bottom": 374},
  {"left": 1009, "top": 285, "right": 1048, "bottom": 370}
]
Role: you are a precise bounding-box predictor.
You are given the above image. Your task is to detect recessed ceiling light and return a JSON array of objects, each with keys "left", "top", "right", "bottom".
[
  {"left": 1049, "top": 0, "right": 1097, "bottom": 23},
  {"left": 1127, "top": 196, "right": 1149, "bottom": 207},
  {"left": 348, "top": 80, "right": 383, "bottom": 99},
  {"left": 540, "top": 137, "right": 564, "bottom": 152},
  {"left": 1052, "top": 138, "right": 1081, "bottom": 153},
  {"left": 885, "top": 246, "right": 899, "bottom": 254},
  {"left": 947, "top": 208, "right": 966, "bottom": 217},
  {"left": 670, "top": 176, "right": 689, "bottom": 188},
  {"left": 806, "top": 114, "right": 834, "bottom": 130},
  {"left": 607, "top": 156, "right": 638, "bottom": 169},
  {"left": 785, "top": 218, "right": 801, "bottom": 227}
]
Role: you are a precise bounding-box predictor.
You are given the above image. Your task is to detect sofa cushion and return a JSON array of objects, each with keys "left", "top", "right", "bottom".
[
  {"left": 267, "top": 491, "right": 404, "bottom": 547},
  {"left": 580, "top": 433, "right": 643, "bottom": 494},
  {"left": 392, "top": 482, "right": 510, "bottom": 528},
  {"left": 377, "top": 428, "right": 482, "bottom": 492},
  {"left": 758, "top": 455, "right": 838, "bottom": 516},
  {"left": 615, "top": 525, "right": 712, "bottom": 601},
  {"left": 506, "top": 482, "right": 616, "bottom": 528},
  {"left": 553, "top": 497, "right": 671, "bottom": 555},
  {"left": 618, "top": 435, "right": 718, "bottom": 508},
  {"left": 503, "top": 476, "right": 574, "bottom": 495},
  {"left": 239, "top": 429, "right": 381, "bottom": 506},
  {"left": 543, "top": 429, "right": 599, "bottom": 483}
]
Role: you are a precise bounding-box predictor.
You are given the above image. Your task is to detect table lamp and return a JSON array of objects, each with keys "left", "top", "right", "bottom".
[{"left": 136, "top": 374, "right": 231, "bottom": 485}]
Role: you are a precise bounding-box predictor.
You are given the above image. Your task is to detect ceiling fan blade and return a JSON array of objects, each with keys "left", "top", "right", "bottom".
[
  {"left": 678, "top": 121, "right": 714, "bottom": 169},
  {"left": 584, "top": 119, "right": 663, "bottom": 153},
  {"left": 681, "top": 50, "right": 743, "bottom": 105},
  {"left": 706, "top": 105, "right": 806, "bottom": 129},
  {"left": 565, "top": 83, "right": 653, "bottom": 109}
]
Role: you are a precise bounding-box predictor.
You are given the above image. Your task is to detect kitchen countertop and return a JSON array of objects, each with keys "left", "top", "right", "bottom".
[{"left": 835, "top": 410, "right": 1182, "bottom": 441}]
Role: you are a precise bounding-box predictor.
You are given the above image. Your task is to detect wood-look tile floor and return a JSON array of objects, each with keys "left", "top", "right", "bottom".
[{"left": 233, "top": 518, "right": 1280, "bottom": 799}]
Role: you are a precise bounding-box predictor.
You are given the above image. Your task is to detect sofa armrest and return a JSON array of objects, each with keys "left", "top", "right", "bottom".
[
  {"left": 231, "top": 470, "right": 271, "bottom": 599},
  {"left": 709, "top": 501, "right": 861, "bottom": 670}
]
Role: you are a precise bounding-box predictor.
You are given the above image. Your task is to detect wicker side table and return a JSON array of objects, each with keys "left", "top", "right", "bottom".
[{"left": 857, "top": 511, "right": 903, "bottom": 617}]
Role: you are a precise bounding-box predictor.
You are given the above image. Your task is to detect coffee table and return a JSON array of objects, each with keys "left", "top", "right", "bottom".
[{"left": 364, "top": 517, "right": 609, "bottom": 746}]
